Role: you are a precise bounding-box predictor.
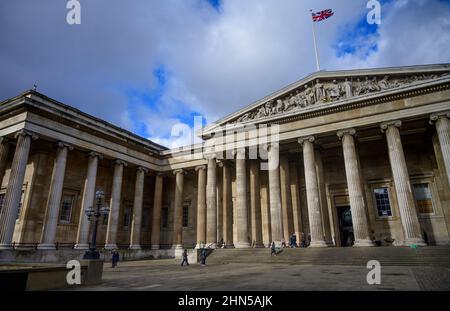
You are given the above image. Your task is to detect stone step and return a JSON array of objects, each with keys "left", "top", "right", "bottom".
[{"left": 205, "top": 246, "right": 450, "bottom": 267}]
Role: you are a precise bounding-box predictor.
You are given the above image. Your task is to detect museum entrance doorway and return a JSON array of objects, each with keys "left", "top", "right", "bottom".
[{"left": 337, "top": 206, "right": 354, "bottom": 247}]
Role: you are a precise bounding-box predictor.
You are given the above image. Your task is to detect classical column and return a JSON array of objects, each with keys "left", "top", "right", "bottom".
[
  {"left": 260, "top": 171, "right": 272, "bottom": 247},
  {"left": 151, "top": 174, "right": 163, "bottom": 249},
  {"left": 298, "top": 136, "right": 327, "bottom": 247},
  {"left": 430, "top": 112, "right": 450, "bottom": 188},
  {"left": 280, "top": 156, "right": 294, "bottom": 243},
  {"left": 206, "top": 156, "right": 217, "bottom": 247},
  {"left": 268, "top": 144, "right": 283, "bottom": 246},
  {"left": 75, "top": 152, "right": 101, "bottom": 249},
  {"left": 195, "top": 165, "right": 207, "bottom": 248},
  {"left": 315, "top": 148, "right": 333, "bottom": 245},
  {"left": 129, "top": 166, "right": 148, "bottom": 249},
  {"left": 173, "top": 169, "right": 185, "bottom": 249},
  {"left": 235, "top": 150, "right": 250, "bottom": 248},
  {"left": 290, "top": 161, "right": 303, "bottom": 244},
  {"left": 381, "top": 121, "right": 426, "bottom": 246},
  {"left": 38, "top": 142, "right": 73, "bottom": 250},
  {"left": 250, "top": 160, "right": 263, "bottom": 247},
  {"left": 222, "top": 161, "right": 234, "bottom": 247},
  {"left": 0, "top": 138, "right": 10, "bottom": 184},
  {"left": 337, "top": 129, "right": 374, "bottom": 247},
  {"left": 0, "top": 131, "right": 37, "bottom": 249},
  {"left": 216, "top": 163, "right": 224, "bottom": 244},
  {"left": 105, "top": 159, "right": 127, "bottom": 249}
]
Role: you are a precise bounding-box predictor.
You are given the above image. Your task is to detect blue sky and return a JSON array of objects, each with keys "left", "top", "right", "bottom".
[{"left": 0, "top": 0, "right": 449, "bottom": 148}]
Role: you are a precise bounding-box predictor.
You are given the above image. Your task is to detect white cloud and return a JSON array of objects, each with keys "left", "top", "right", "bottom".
[{"left": 1, "top": 0, "right": 449, "bottom": 148}]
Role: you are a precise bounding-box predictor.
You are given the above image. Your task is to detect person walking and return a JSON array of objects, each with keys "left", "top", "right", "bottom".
[
  {"left": 181, "top": 249, "right": 189, "bottom": 266},
  {"left": 111, "top": 250, "right": 119, "bottom": 268},
  {"left": 270, "top": 241, "right": 276, "bottom": 256},
  {"left": 200, "top": 248, "right": 207, "bottom": 266}
]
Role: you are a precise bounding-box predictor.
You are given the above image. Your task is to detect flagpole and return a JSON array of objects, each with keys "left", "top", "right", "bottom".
[{"left": 310, "top": 9, "right": 321, "bottom": 71}]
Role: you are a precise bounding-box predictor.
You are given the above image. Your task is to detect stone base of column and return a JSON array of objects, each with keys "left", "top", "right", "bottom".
[
  {"left": 326, "top": 241, "right": 335, "bottom": 247},
  {"left": 353, "top": 239, "right": 375, "bottom": 247},
  {"left": 234, "top": 241, "right": 251, "bottom": 248},
  {"left": 151, "top": 244, "right": 160, "bottom": 250},
  {"left": 104, "top": 244, "right": 118, "bottom": 250},
  {"left": 172, "top": 244, "right": 184, "bottom": 250},
  {"left": 224, "top": 243, "right": 234, "bottom": 248},
  {"left": 0, "top": 244, "right": 13, "bottom": 250},
  {"left": 129, "top": 244, "right": 141, "bottom": 250},
  {"left": 309, "top": 240, "right": 329, "bottom": 248},
  {"left": 206, "top": 243, "right": 217, "bottom": 248},
  {"left": 74, "top": 243, "right": 89, "bottom": 250},
  {"left": 37, "top": 243, "right": 56, "bottom": 250},
  {"left": 403, "top": 238, "right": 427, "bottom": 247}
]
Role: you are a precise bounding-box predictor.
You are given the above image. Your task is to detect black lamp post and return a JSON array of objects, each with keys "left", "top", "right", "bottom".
[{"left": 83, "top": 190, "right": 110, "bottom": 260}]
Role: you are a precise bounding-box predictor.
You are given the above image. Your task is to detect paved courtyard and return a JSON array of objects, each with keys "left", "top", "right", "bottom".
[{"left": 74, "top": 259, "right": 450, "bottom": 291}]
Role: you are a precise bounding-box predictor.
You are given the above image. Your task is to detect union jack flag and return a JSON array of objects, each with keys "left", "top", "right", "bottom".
[{"left": 312, "top": 9, "right": 334, "bottom": 22}]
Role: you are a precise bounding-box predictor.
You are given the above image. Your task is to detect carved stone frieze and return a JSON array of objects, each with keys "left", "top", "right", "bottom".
[{"left": 229, "top": 72, "right": 449, "bottom": 124}]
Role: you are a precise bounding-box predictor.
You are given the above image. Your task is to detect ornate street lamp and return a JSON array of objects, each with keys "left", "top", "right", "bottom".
[{"left": 83, "top": 190, "right": 110, "bottom": 260}]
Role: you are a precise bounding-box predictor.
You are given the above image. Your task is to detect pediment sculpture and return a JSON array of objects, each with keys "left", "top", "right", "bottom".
[{"left": 229, "top": 72, "right": 449, "bottom": 124}]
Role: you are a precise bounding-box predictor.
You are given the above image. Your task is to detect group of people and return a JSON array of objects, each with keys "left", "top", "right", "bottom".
[
  {"left": 181, "top": 248, "right": 208, "bottom": 267},
  {"left": 270, "top": 233, "right": 313, "bottom": 256}
]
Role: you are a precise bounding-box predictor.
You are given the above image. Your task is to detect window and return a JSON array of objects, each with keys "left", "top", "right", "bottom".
[
  {"left": 0, "top": 193, "right": 4, "bottom": 214},
  {"left": 0, "top": 191, "right": 25, "bottom": 220},
  {"left": 182, "top": 205, "right": 189, "bottom": 227},
  {"left": 413, "top": 183, "right": 433, "bottom": 214},
  {"left": 60, "top": 195, "right": 75, "bottom": 223},
  {"left": 374, "top": 187, "right": 392, "bottom": 217},
  {"left": 102, "top": 214, "right": 109, "bottom": 225},
  {"left": 16, "top": 190, "right": 25, "bottom": 220},
  {"left": 123, "top": 208, "right": 131, "bottom": 229},
  {"left": 162, "top": 208, "right": 169, "bottom": 228},
  {"left": 142, "top": 209, "right": 149, "bottom": 230}
]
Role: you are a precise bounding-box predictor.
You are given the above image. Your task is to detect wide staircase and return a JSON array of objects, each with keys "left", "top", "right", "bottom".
[{"left": 206, "top": 246, "right": 450, "bottom": 267}]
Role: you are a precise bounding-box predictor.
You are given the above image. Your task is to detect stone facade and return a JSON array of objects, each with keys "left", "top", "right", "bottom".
[{"left": 1, "top": 64, "right": 450, "bottom": 252}]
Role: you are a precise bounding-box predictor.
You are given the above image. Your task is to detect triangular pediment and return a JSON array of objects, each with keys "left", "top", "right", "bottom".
[{"left": 203, "top": 64, "right": 450, "bottom": 135}]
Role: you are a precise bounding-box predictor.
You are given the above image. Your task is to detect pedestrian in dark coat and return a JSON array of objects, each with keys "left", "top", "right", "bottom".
[
  {"left": 181, "top": 249, "right": 189, "bottom": 266},
  {"left": 200, "top": 249, "right": 207, "bottom": 266},
  {"left": 111, "top": 250, "right": 119, "bottom": 268},
  {"left": 270, "top": 242, "right": 276, "bottom": 256}
]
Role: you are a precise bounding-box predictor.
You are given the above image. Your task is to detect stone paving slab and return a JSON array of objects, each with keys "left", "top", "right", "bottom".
[{"left": 69, "top": 259, "right": 450, "bottom": 291}]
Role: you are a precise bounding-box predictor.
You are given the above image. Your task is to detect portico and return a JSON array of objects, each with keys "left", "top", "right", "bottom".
[{"left": 0, "top": 64, "right": 450, "bottom": 254}]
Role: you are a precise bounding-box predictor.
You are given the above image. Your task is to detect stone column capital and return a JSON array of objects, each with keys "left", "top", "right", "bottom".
[
  {"left": 380, "top": 120, "right": 402, "bottom": 133},
  {"left": 173, "top": 168, "right": 185, "bottom": 175},
  {"left": 337, "top": 128, "right": 356, "bottom": 140},
  {"left": 15, "top": 130, "right": 38, "bottom": 141},
  {"left": 56, "top": 142, "right": 74, "bottom": 151},
  {"left": 0, "top": 137, "right": 10, "bottom": 145},
  {"left": 113, "top": 159, "right": 127, "bottom": 167},
  {"left": 262, "top": 142, "right": 279, "bottom": 152},
  {"left": 204, "top": 153, "right": 218, "bottom": 160},
  {"left": 233, "top": 149, "right": 246, "bottom": 160},
  {"left": 88, "top": 151, "right": 103, "bottom": 160},
  {"left": 136, "top": 166, "right": 149, "bottom": 174},
  {"left": 195, "top": 165, "right": 206, "bottom": 172},
  {"left": 429, "top": 111, "right": 450, "bottom": 124},
  {"left": 297, "top": 136, "right": 315, "bottom": 146}
]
